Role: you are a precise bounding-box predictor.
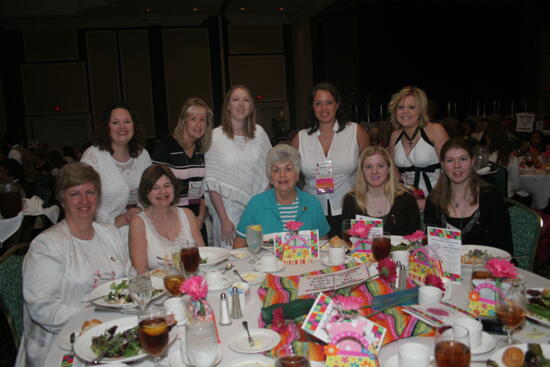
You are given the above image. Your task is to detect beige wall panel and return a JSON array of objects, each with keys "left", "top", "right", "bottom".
[
  {"left": 163, "top": 28, "right": 212, "bottom": 132},
  {"left": 23, "top": 28, "right": 79, "bottom": 61},
  {"left": 229, "top": 55, "right": 286, "bottom": 102},
  {"left": 119, "top": 29, "right": 155, "bottom": 138},
  {"left": 21, "top": 62, "right": 88, "bottom": 115},
  {"left": 86, "top": 31, "right": 121, "bottom": 129},
  {"left": 229, "top": 25, "right": 283, "bottom": 54}
]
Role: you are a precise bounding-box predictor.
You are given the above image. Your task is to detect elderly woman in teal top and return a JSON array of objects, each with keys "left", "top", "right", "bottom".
[{"left": 234, "top": 144, "right": 330, "bottom": 248}]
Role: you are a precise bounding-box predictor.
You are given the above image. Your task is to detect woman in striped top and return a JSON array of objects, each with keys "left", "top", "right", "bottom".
[{"left": 234, "top": 144, "right": 330, "bottom": 248}]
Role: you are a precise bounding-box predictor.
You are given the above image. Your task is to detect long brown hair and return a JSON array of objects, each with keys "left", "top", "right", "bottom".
[
  {"left": 221, "top": 85, "right": 256, "bottom": 139},
  {"left": 429, "top": 138, "right": 488, "bottom": 215},
  {"left": 96, "top": 103, "right": 144, "bottom": 158}
]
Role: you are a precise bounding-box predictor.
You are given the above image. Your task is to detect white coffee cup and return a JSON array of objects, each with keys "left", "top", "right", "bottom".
[
  {"left": 441, "top": 277, "right": 452, "bottom": 301},
  {"left": 163, "top": 297, "right": 187, "bottom": 325},
  {"left": 391, "top": 250, "right": 410, "bottom": 268},
  {"left": 205, "top": 270, "right": 229, "bottom": 289},
  {"left": 453, "top": 317, "right": 483, "bottom": 346},
  {"left": 398, "top": 342, "right": 432, "bottom": 367},
  {"left": 258, "top": 254, "right": 279, "bottom": 271},
  {"left": 328, "top": 246, "right": 346, "bottom": 265},
  {"left": 418, "top": 285, "right": 443, "bottom": 306}
]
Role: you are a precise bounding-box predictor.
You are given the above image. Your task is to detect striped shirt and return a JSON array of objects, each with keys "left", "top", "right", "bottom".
[{"left": 277, "top": 199, "right": 299, "bottom": 225}]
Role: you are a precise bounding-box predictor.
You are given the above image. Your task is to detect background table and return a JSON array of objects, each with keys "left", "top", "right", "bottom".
[{"left": 519, "top": 172, "right": 550, "bottom": 209}]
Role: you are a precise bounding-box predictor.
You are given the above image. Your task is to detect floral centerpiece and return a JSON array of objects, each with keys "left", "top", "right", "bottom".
[
  {"left": 285, "top": 220, "right": 303, "bottom": 235},
  {"left": 485, "top": 258, "right": 518, "bottom": 286},
  {"left": 179, "top": 275, "right": 214, "bottom": 321},
  {"left": 403, "top": 230, "right": 426, "bottom": 248}
]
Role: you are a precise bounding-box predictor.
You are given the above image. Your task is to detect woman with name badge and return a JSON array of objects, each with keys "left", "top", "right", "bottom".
[{"left": 292, "top": 82, "right": 370, "bottom": 237}]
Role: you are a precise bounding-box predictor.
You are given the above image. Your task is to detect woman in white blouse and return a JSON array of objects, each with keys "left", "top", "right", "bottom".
[
  {"left": 81, "top": 103, "right": 152, "bottom": 230},
  {"left": 205, "top": 85, "right": 271, "bottom": 248},
  {"left": 291, "top": 82, "right": 370, "bottom": 237},
  {"left": 130, "top": 165, "right": 204, "bottom": 274},
  {"left": 16, "top": 162, "right": 129, "bottom": 367}
]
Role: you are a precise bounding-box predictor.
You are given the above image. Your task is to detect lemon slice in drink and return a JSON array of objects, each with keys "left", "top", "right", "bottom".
[
  {"left": 143, "top": 322, "right": 168, "bottom": 336},
  {"left": 249, "top": 224, "right": 262, "bottom": 232}
]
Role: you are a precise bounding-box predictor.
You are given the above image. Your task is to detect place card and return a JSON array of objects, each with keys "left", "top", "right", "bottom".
[
  {"left": 273, "top": 229, "right": 319, "bottom": 265},
  {"left": 403, "top": 302, "right": 475, "bottom": 327},
  {"left": 408, "top": 247, "right": 444, "bottom": 283},
  {"left": 427, "top": 226, "right": 462, "bottom": 283},
  {"left": 297, "top": 264, "right": 369, "bottom": 296},
  {"left": 468, "top": 281, "right": 497, "bottom": 318}
]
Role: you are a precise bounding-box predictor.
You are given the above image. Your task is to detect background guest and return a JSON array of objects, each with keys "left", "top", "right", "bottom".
[
  {"left": 234, "top": 144, "right": 330, "bottom": 248},
  {"left": 153, "top": 97, "right": 212, "bottom": 242},
  {"left": 129, "top": 165, "right": 204, "bottom": 274},
  {"left": 16, "top": 162, "right": 129, "bottom": 367},
  {"left": 292, "top": 82, "right": 370, "bottom": 237},
  {"left": 388, "top": 86, "right": 449, "bottom": 210},
  {"left": 342, "top": 146, "right": 420, "bottom": 235},
  {"left": 81, "top": 103, "right": 151, "bottom": 230},
  {"left": 424, "top": 138, "right": 513, "bottom": 254},
  {"left": 205, "top": 85, "right": 271, "bottom": 248}
]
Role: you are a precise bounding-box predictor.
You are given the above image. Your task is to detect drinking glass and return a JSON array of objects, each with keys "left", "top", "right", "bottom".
[
  {"left": 341, "top": 219, "right": 352, "bottom": 247},
  {"left": 138, "top": 308, "right": 169, "bottom": 362},
  {"left": 496, "top": 282, "right": 527, "bottom": 347},
  {"left": 129, "top": 274, "right": 153, "bottom": 311},
  {"left": 185, "top": 320, "right": 219, "bottom": 367},
  {"left": 246, "top": 225, "right": 263, "bottom": 264},
  {"left": 434, "top": 324, "right": 470, "bottom": 367},
  {"left": 275, "top": 355, "right": 311, "bottom": 367},
  {"left": 180, "top": 246, "right": 201, "bottom": 276},
  {"left": 163, "top": 245, "right": 185, "bottom": 296},
  {"left": 372, "top": 234, "right": 391, "bottom": 261}
]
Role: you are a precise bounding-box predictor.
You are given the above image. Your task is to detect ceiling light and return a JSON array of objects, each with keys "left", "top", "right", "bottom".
[
  {"left": 192, "top": 8, "right": 199, "bottom": 11},
  {"left": 240, "top": 7, "right": 246, "bottom": 11},
  {"left": 279, "top": 7, "right": 284, "bottom": 11},
  {"left": 145, "top": 8, "right": 151, "bottom": 12}
]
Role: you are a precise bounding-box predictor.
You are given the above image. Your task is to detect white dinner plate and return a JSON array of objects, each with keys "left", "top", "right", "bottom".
[
  {"left": 230, "top": 248, "right": 252, "bottom": 260},
  {"left": 74, "top": 316, "right": 175, "bottom": 363},
  {"left": 253, "top": 260, "right": 285, "bottom": 273},
  {"left": 167, "top": 343, "right": 222, "bottom": 367},
  {"left": 240, "top": 271, "right": 265, "bottom": 285},
  {"left": 229, "top": 328, "right": 281, "bottom": 354},
  {"left": 487, "top": 343, "right": 550, "bottom": 366},
  {"left": 526, "top": 287, "right": 550, "bottom": 328},
  {"left": 208, "top": 277, "right": 232, "bottom": 292},
  {"left": 231, "top": 356, "right": 276, "bottom": 367},
  {"left": 87, "top": 277, "right": 166, "bottom": 309},
  {"left": 199, "top": 247, "right": 230, "bottom": 268},
  {"left": 461, "top": 245, "right": 511, "bottom": 267},
  {"left": 321, "top": 255, "right": 357, "bottom": 267}
]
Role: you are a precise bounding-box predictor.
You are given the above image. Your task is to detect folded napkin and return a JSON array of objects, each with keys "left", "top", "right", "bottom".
[
  {"left": 22, "top": 196, "right": 60, "bottom": 224},
  {"left": 372, "top": 287, "right": 419, "bottom": 311}
]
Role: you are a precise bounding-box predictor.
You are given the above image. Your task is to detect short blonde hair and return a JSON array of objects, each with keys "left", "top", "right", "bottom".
[
  {"left": 349, "top": 146, "right": 406, "bottom": 209},
  {"left": 388, "top": 86, "right": 430, "bottom": 130},
  {"left": 172, "top": 97, "right": 213, "bottom": 154},
  {"left": 221, "top": 85, "right": 257, "bottom": 139},
  {"left": 266, "top": 144, "right": 300, "bottom": 179},
  {"left": 55, "top": 162, "right": 101, "bottom": 205}
]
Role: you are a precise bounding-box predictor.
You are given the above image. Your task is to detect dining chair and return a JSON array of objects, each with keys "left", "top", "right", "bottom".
[
  {"left": 482, "top": 162, "right": 508, "bottom": 198},
  {"left": 0, "top": 241, "right": 29, "bottom": 348},
  {"left": 506, "top": 199, "right": 543, "bottom": 271}
]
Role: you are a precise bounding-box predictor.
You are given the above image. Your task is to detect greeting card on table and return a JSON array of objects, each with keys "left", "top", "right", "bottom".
[
  {"left": 273, "top": 229, "right": 319, "bottom": 264},
  {"left": 427, "top": 226, "right": 462, "bottom": 283},
  {"left": 302, "top": 292, "right": 339, "bottom": 343},
  {"left": 354, "top": 215, "right": 384, "bottom": 240},
  {"left": 468, "top": 281, "right": 498, "bottom": 318},
  {"left": 408, "top": 247, "right": 444, "bottom": 283}
]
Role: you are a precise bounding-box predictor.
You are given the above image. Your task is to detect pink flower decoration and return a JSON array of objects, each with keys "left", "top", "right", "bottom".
[
  {"left": 427, "top": 308, "right": 450, "bottom": 317},
  {"left": 485, "top": 258, "right": 518, "bottom": 279},
  {"left": 179, "top": 275, "right": 208, "bottom": 300},
  {"left": 285, "top": 221, "right": 304, "bottom": 232},
  {"left": 425, "top": 274, "right": 445, "bottom": 291},
  {"left": 333, "top": 295, "right": 363, "bottom": 311},
  {"left": 404, "top": 230, "right": 426, "bottom": 243},
  {"left": 349, "top": 221, "right": 372, "bottom": 238},
  {"left": 377, "top": 257, "right": 397, "bottom": 284},
  {"left": 271, "top": 307, "right": 286, "bottom": 333}
]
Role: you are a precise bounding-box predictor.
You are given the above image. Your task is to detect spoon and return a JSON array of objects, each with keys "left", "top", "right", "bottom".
[
  {"left": 242, "top": 321, "right": 255, "bottom": 347},
  {"left": 69, "top": 332, "right": 75, "bottom": 355},
  {"left": 223, "top": 262, "right": 234, "bottom": 273}
]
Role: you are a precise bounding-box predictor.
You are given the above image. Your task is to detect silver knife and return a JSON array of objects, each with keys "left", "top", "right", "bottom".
[{"left": 94, "top": 307, "right": 139, "bottom": 314}]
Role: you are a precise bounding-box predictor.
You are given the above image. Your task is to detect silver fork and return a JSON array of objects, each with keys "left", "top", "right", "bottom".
[{"left": 242, "top": 321, "right": 255, "bottom": 347}]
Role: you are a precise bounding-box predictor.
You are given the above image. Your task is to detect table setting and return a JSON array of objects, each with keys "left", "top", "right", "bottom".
[{"left": 45, "top": 220, "right": 550, "bottom": 367}]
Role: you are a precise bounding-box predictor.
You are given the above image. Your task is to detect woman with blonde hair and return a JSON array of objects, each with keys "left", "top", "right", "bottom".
[
  {"left": 342, "top": 146, "right": 420, "bottom": 235},
  {"left": 205, "top": 85, "right": 271, "bottom": 248},
  {"left": 153, "top": 98, "right": 212, "bottom": 237},
  {"left": 388, "top": 87, "right": 448, "bottom": 208}
]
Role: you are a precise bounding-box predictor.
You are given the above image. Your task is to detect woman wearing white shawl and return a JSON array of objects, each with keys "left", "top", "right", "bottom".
[{"left": 205, "top": 85, "right": 271, "bottom": 248}]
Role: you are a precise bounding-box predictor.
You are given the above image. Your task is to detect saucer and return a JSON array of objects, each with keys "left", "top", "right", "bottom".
[
  {"left": 253, "top": 260, "right": 285, "bottom": 273},
  {"left": 321, "top": 255, "right": 356, "bottom": 267},
  {"left": 471, "top": 332, "right": 497, "bottom": 356},
  {"left": 207, "top": 278, "right": 232, "bottom": 292}
]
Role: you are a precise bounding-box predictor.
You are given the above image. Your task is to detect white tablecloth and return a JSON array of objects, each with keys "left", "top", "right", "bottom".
[
  {"left": 520, "top": 172, "right": 550, "bottom": 209},
  {"left": 44, "top": 251, "right": 550, "bottom": 367}
]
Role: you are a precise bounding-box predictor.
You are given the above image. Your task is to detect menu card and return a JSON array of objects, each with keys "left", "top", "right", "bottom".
[
  {"left": 273, "top": 229, "right": 319, "bottom": 264},
  {"left": 297, "top": 264, "right": 369, "bottom": 296},
  {"left": 427, "top": 226, "right": 462, "bottom": 283}
]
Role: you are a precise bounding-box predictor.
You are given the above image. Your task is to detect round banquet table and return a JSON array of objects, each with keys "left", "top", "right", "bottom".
[
  {"left": 519, "top": 171, "right": 550, "bottom": 209},
  {"left": 44, "top": 250, "right": 550, "bottom": 367}
]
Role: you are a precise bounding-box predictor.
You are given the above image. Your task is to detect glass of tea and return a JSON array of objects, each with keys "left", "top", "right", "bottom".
[
  {"left": 434, "top": 324, "right": 470, "bottom": 367},
  {"left": 341, "top": 219, "right": 353, "bottom": 247},
  {"left": 372, "top": 234, "right": 391, "bottom": 261},
  {"left": 180, "top": 246, "right": 201, "bottom": 276},
  {"left": 162, "top": 245, "right": 185, "bottom": 296},
  {"left": 138, "top": 308, "right": 170, "bottom": 361},
  {"left": 496, "top": 282, "right": 527, "bottom": 347}
]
